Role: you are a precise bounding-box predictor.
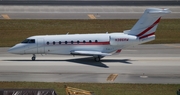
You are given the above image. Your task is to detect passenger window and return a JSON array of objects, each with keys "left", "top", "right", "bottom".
[
  {"left": 95, "top": 40, "right": 98, "bottom": 43},
  {"left": 65, "top": 41, "right": 67, "bottom": 44},
  {"left": 83, "top": 40, "right": 86, "bottom": 43},
  {"left": 47, "top": 42, "right": 49, "bottom": 45},
  {"left": 89, "top": 40, "right": 92, "bottom": 43},
  {"left": 53, "top": 41, "right": 55, "bottom": 45},
  {"left": 59, "top": 41, "right": 61, "bottom": 44},
  {"left": 71, "top": 41, "right": 73, "bottom": 44},
  {"left": 77, "top": 40, "right": 80, "bottom": 44}
]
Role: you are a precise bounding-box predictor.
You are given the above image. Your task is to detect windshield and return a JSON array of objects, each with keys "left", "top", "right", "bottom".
[{"left": 21, "top": 39, "right": 35, "bottom": 43}]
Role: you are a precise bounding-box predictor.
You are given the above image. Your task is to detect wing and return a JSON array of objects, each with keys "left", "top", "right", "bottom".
[{"left": 70, "top": 50, "right": 112, "bottom": 56}]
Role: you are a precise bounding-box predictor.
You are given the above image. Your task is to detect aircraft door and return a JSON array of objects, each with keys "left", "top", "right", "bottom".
[{"left": 37, "top": 38, "right": 45, "bottom": 54}]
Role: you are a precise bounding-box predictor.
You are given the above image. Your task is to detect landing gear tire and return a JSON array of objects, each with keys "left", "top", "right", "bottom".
[
  {"left": 32, "top": 57, "right": 36, "bottom": 61},
  {"left": 94, "top": 57, "right": 100, "bottom": 62},
  {"left": 32, "top": 54, "right": 36, "bottom": 61}
]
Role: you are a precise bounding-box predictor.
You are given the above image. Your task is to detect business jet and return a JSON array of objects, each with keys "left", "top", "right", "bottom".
[{"left": 8, "top": 8, "right": 171, "bottom": 61}]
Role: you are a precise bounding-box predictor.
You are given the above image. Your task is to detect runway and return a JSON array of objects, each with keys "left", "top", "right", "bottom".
[
  {"left": 0, "top": 6, "right": 180, "bottom": 19},
  {"left": 0, "top": 44, "right": 180, "bottom": 83}
]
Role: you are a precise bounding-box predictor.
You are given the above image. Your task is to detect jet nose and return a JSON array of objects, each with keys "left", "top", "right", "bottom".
[
  {"left": 8, "top": 46, "right": 18, "bottom": 54},
  {"left": 8, "top": 46, "right": 18, "bottom": 53},
  {"left": 8, "top": 44, "right": 25, "bottom": 54}
]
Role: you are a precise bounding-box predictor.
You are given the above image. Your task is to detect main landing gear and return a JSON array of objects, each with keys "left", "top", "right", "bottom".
[
  {"left": 32, "top": 54, "right": 36, "bottom": 61},
  {"left": 94, "top": 56, "right": 103, "bottom": 62}
]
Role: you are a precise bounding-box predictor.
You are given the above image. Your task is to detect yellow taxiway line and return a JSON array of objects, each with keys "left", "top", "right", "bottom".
[
  {"left": 88, "top": 14, "right": 96, "bottom": 19},
  {"left": 107, "top": 74, "right": 118, "bottom": 81},
  {"left": 1, "top": 14, "right": 10, "bottom": 19}
]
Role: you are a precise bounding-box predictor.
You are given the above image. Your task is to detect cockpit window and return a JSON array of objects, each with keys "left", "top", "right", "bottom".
[
  {"left": 21, "top": 39, "right": 35, "bottom": 43},
  {"left": 29, "top": 39, "right": 35, "bottom": 43}
]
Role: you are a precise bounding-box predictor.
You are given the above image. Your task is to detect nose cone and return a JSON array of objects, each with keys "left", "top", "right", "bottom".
[
  {"left": 8, "top": 44, "right": 25, "bottom": 54},
  {"left": 8, "top": 47, "right": 18, "bottom": 54}
]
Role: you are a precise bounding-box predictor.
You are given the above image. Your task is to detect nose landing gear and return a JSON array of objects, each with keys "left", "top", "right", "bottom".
[{"left": 32, "top": 54, "right": 36, "bottom": 61}]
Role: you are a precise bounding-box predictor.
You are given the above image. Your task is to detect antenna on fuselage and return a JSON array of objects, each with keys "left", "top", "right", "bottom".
[
  {"left": 66, "top": 32, "right": 69, "bottom": 35},
  {"left": 106, "top": 32, "right": 108, "bottom": 34}
]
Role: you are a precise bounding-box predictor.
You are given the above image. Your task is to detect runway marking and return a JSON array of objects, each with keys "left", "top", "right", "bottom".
[
  {"left": 140, "top": 73, "right": 148, "bottom": 78},
  {"left": 88, "top": 14, "right": 96, "bottom": 19},
  {"left": 1, "top": 14, "right": 10, "bottom": 19},
  {"left": 164, "top": 44, "right": 180, "bottom": 48},
  {"left": 107, "top": 74, "right": 118, "bottom": 81},
  {"left": 140, "top": 76, "right": 148, "bottom": 78}
]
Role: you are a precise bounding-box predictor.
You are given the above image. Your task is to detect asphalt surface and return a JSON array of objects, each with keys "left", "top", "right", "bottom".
[
  {"left": 0, "top": 6, "right": 180, "bottom": 19},
  {"left": 0, "top": 44, "right": 180, "bottom": 83}
]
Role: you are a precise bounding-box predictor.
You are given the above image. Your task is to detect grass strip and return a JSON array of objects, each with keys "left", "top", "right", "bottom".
[
  {"left": 0, "top": 82, "right": 180, "bottom": 95},
  {"left": 0, "top": 19, "right": 180, "bottom": 47}
]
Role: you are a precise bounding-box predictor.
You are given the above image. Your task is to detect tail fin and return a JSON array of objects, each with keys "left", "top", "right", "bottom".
[{"left": 124, "top": 8, "right": 171, "bottom": 39}]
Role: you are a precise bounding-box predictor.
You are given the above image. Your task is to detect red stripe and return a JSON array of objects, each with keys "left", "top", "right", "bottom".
[
  {"left": 46, "top": 42, "right": 110, "bottom": 45},
  {"left": 78, "top": 42, "right": 110, "bottom": 45},
  {"left": 139, "top": 32, "right": 155, "bottom": 39},
  {"left": 115, "top": 49, "right": 121, "bottom": 53},
  {"left": 137, "top": 17, "right": 161, "bottom": 37}
]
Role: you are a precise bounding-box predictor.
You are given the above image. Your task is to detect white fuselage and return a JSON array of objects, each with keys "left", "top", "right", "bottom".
[{"left": 9, "top": 33, "right": 142, "bottom": 55}]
